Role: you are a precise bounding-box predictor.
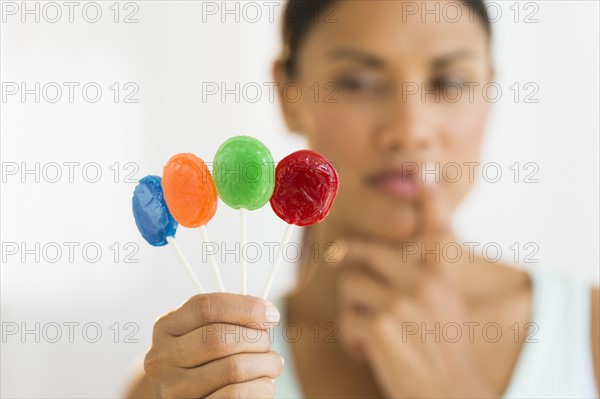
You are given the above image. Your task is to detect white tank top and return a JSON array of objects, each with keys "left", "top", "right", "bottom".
[{"left": 270, "top": 268, "right": 599, "bottom": 398}]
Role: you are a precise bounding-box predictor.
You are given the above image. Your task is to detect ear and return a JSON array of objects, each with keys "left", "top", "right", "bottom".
[{"left": 272, "top": 60, "right": 303, "bottom": 134}]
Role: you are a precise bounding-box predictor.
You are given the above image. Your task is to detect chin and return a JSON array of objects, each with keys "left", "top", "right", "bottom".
[
  {"left": 370, "top": 213, "right": 417, "bottom": 244},
  {"left": 333, "top": 201, "right": 418, "bottom": 244}
]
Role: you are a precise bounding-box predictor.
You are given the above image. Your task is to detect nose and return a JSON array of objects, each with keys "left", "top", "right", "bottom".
[{"left": 373, "top": 86, "right": 433, "bottom": 153}]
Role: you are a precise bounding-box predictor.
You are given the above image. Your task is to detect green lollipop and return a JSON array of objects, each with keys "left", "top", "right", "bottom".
[
  {"left": 212, "top": 136, "right": 275, "bottom": 210},
  {"left": 212, "top": 135, "right": 275, "bottom": 295}
]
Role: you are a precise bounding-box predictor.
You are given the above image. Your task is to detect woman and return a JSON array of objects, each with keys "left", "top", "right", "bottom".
[{"left": 127, "top": 1, "right": 599, "bottom": 397}]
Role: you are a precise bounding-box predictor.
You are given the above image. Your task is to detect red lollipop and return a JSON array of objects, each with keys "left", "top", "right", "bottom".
[
  {"left": 270, "top": 150, "right": 339, "bottom": 226},
  {"left": 261, "top": 150, "right": 338, "bottom": 298}
]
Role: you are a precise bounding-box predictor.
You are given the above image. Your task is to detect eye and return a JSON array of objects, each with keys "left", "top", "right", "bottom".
[
  {"left": 430, "top": 74, "right": 467, "bottom": 92},
  {"left": 336, "top": 76, "right": 366, "bottom": 91},
  {"left": 334, "top": 74, "right": 389, "bottom": 96}
]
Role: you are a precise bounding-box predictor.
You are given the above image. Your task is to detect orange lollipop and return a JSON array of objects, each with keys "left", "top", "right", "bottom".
[
  {"left": 163, "top": 153, "right": 218, "bottom": 227},
  {"left": 163, "top": 153, "right": 224, "bottom": 291}
]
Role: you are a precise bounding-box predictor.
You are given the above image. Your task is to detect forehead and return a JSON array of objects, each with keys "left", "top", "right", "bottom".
[{"left": 298, "top": 0, "right": 488, "bottom": 64}]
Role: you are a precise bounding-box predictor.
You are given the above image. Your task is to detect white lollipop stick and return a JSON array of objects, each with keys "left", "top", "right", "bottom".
[
  {"left": 261, "top": 224, "right": 295, "bottom": 299},
  {"left": 166, "top": 236, "right": 206, "bottom": 293},
  {"left": 199, "top": 225, "right": 225, "bottom": 292},
  {"left": 240, "top": 208, "right": 248, "bottom": 295}
]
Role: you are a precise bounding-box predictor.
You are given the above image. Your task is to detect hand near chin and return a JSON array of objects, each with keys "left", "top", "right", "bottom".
[{"left": 331, "top": 181, "right": 495, "bottom": 399}]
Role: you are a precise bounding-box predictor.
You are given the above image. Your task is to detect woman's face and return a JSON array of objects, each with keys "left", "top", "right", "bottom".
[{"left": 276, "top": 0, "right": 493, "bottom": 242}]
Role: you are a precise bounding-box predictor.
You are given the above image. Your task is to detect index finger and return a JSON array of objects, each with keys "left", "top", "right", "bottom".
[
  {"left": 417, "top": 177, "right": 455, "bottom": 273},
  {"left": 419, "top": 177, "right": 452, "bottom": 240},
  {"left": 156, "top": 293, "right": 281, "bottom": 337}
]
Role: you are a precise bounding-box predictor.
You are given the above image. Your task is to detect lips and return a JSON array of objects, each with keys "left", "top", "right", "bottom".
[{"left": 366, "top": 167, "right": 419, "bottom": 199}]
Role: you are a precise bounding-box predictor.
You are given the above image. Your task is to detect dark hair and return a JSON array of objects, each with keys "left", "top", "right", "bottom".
[{"left": 280, "top": 0, "right": 492, "bottom": 77}]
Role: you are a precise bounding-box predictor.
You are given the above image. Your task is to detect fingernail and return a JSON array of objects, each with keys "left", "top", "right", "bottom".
[
  {"left": 423, "top": 163, "right": 439, "bottom": 186},
  {"left": 280, "top": 356, "right": 285, "bottom": 366},
  {"left": 265, "top": 303, "right": 280, "bottom": 323},
  {"left": 271, "top": 378, "right": 276, "bottom": 385},
  {"left": 424, "top": 174, "right": 437, "bottom": 186}
]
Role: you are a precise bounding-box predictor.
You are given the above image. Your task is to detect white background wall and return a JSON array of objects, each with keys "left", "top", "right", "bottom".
[{"left": 1, "top": 1, "right": 598, "bottom": 397}]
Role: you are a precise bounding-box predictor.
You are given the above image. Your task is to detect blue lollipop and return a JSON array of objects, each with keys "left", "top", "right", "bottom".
[
  {"left": 132, "top": 175, "right": 177, "bottom": 246},
  {"left": 132, "top": 175, "right": 205, "bottom": 292}
]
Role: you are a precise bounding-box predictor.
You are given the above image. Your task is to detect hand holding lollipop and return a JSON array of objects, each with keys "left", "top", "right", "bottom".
[
  {"left": 262, "top": 150, "right": 339, "bottom": 299},
  {"left": 162, "top": 153, "right": 225, "bottom": 292},
  {"left": 132, "top": 175, "right": 206, "bottom": 293}
]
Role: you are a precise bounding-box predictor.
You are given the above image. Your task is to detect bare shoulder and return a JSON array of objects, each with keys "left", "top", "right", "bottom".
[
  {"left": 592, "top": 287, "right": 599, "bottom": 392},
  {"left": 123, "top": 369, "right": 157, "bottom": 399},
  {"left": 461, "top": 259, "right": 533, "bottom": 338},
  {"left": 463, "top": 258, "right": 531, "bottom": 303}
]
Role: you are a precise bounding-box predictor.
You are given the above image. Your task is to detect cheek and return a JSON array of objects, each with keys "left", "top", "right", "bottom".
[
  {"left": 439, "top": 100, "right": 489, "bottom": 205},
  {"left": 301, "top": 104, "right": 375, "bottom": 206},
  {"left": 303, "top": 103, "right": 372, "bottom": 162},
  {"left": 445, "top": 101, "right": 487, "bottom": 154},
  {"left": 306, "top": 106, "right": 369, "bottom": 209}
]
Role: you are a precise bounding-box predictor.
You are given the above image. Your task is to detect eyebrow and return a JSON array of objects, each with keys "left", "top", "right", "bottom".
[
  {"left": 327, "top": 48, "right": 474, "bottom": 70},
  {"left": 431, "top": 49, "right": 473, "bottom": 69},
  {"left": 327, "top": 48, "right": 385, "bottom": 68}
]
